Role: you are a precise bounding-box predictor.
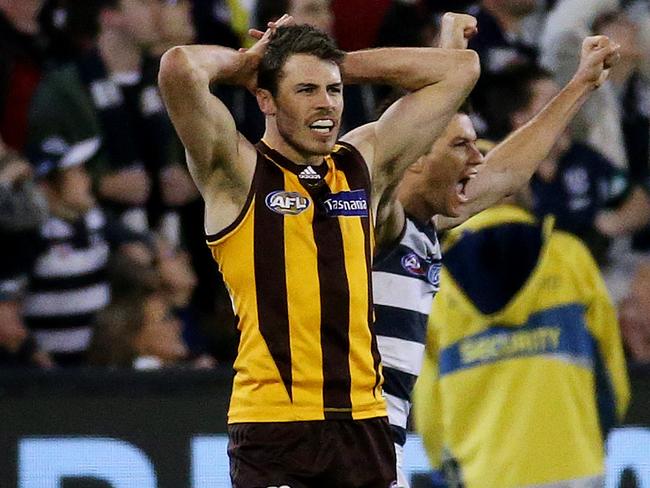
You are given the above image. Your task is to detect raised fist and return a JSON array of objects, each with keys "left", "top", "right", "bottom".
[
  {"left": 439, "top": 12, "right": 478, "bottom": 50},
  {"left": 575, "top": 35, "right": 620, "bottom": 89}
]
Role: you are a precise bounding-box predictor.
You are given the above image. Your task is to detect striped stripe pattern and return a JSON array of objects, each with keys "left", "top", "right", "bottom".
[
  {"left": 373, "top": 217, "right": 441, "bottom": 445},
  {"left": 24, "top": 208, "right": 111, "bottom": 363},
  {"left": 207, "top": 141, "right": 385, "bottom": 423}
]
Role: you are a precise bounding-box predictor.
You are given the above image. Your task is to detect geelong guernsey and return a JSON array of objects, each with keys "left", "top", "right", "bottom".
[{"left": 373, "top": 217, "right": 441, "bottom": 446}]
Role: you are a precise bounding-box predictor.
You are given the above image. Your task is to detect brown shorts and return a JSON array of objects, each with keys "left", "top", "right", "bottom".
[{"left": 228, "top": 417, "right": 397, "bottom": 488}]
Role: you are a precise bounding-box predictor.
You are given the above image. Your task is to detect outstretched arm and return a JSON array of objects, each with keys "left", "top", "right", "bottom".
[
  {"left": 342, "top": 13, "right": 480, "bottom": 207},
  {"left": 436, "top": 35, "right": 620, "bottom": 231}
]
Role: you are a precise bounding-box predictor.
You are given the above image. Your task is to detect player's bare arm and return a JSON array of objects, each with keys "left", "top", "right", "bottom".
[
  {"left": 342, "top": 13, "right": 480, "bottom": 214},
  {"left": 436, "top": 35, "right": 620, "bottom": 231},
  {"left": 158, "top": 15, "right": 293, "bottom": 233},
  {"left": 372, "top": 13, "right": 479, "bottom": 247}
]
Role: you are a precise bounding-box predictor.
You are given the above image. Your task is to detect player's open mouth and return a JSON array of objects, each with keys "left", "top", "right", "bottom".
[
  {"left": 456, "top": 173, "right": 477, "bottom": 201},
  {"left": 309, "top": 119, "right": 335, "bottom": 134}
]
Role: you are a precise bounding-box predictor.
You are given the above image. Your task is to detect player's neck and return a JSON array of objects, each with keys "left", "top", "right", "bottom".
[{"left": 398, "top": 186, "right": 433, "bottom": 226}]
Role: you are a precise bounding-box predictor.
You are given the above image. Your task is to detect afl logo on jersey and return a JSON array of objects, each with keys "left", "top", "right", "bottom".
[
  {"left": 401, "top": 252, "right": 426, "bottom": 277},
  {"left": 265, "top": 191, "right": 311, "bottom": 215}
]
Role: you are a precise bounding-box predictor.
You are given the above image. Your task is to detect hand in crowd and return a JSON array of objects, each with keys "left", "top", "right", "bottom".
[
  {"left": 594, "top": 209, "right": 620, "bottom": 236},
  {"left": 99, "top": 166, "right": 151, "bottom": 206},
  {"left": 573, "top": 35, "right": 620, "bottom": 89},
  {"left": 439, "top": 12, "right": 478, "bottom": 50},
  {"left": 0, "top": 152, "right": 32, "bottom": 186},
  {"left": 159, "top": 164, "right": 199, "bottom": 207}
]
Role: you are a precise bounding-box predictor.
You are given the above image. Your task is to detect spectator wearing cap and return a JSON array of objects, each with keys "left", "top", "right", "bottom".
[{"left": 23, "top": 135, "right": 149, "bottom": 366}]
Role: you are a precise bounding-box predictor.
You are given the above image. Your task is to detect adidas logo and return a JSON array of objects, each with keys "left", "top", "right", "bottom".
[{"left": 298, "top": 166, "right": 321, "bottom": 180}]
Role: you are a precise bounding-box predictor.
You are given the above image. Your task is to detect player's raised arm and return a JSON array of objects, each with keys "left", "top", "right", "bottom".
[
  {"left": 158, "top": 46, "right": 247, "bottom": 189},
  {"left": 342, "top": 13, "right": 480, "bottom": 205},
  {"left": 158, "top": 15, "right": 293, "bottom": 232},
  {"left": 437, "top": 35, "right": 620, "bottom": 230}
]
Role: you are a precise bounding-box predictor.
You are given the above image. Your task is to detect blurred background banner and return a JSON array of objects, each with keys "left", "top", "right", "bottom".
[{"left": 1, "top": 367, "right": 649, "bottom": 488}]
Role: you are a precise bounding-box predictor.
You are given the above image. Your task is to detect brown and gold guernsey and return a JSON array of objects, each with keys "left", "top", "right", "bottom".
[{"left": 207, "top": 140, "right": 386, "bottom": 423}]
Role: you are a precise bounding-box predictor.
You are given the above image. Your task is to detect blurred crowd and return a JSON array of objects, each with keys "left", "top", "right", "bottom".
[{"left": 1, "top": 0, "right": 650, "bottom": 376}]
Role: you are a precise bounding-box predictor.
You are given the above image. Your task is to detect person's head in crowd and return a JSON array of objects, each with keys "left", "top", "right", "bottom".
[
  {"left": 376, "top": 1, "right": 436, "bottom": 48},
  {"left": 88, "top": 284, "right": 189, "bottom": 368},
  {"left": 619, "top": 262, "right": 650, "bottom": 365},
  {"left": 102, "top": 0, "right": 161, "bottom": 48},
  {"left": 75, "top": 0, "right": 160, "bottom": 49},
  {"left": 482, "top": 64, "right": 567, "bottom": 181},
  {"left": 481, "top": 0, "right": 539, "bottom": 22},
  {"left": 255, "top": 0, "right": 332, "bottom": 34},
  {"left": 155, "top": 236, "right": 197, "bottom": 309},
  {"left": 108, "top": 249, "right": 158, "bottom": 300},
  {"left": 150, "top": 0, "right": 195, "bottom": 56},
  {"left": 0, "top": 0, "right": 45, "bottom": 34},
  {"left": 30, "top": 136, "right": 99, "bottom": 220},
  {"left": 592, "top": 11, "right": 641, "bottom": 86},
  {"left": 482, "top": 64, "right": 561, "bottom": 137},
  {"left": 0, "top": 145, "right": 48, "bottom": 232},
  {"left": 289, "top": 0, "right": 333, "bottom": 35}
]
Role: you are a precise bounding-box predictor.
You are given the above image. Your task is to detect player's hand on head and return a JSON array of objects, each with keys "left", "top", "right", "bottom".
[
  {"left": 240, "top": 14, "right": 295, "bottom": 91},
  {"left": 439, "top": 12, "right": 478, "bottom": 49},
  {"left": 575, "top": 35, "right": 621, "bottom": 89},
  {"left": 247, "top": 13, "right": 295, "bottom": 42}
]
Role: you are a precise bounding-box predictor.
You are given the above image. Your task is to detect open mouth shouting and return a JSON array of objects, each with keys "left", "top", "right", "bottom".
[{"left": 456, "top": 171, "right": 478, "bottom": 202}]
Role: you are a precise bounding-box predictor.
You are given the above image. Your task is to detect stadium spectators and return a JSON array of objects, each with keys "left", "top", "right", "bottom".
[
  {"left": 0, "top": 137, "right": 51, "bottom": 368},
  {"left": 467, "top": 0, "right": 540, "bottom": 74},
  {"left": 22, "top": 136, "right": 149, "bottom": 366},
  {"left": 89, "top": 252, "right": 215, "bottom": 369},
  {"left": 27, "top": 0, "right": 182, "bottom": 233},
  {"left": 540, "top": 0, "right": 650, "bottom": 169},
  {"left": 88, "top": 282, "right": 188, "bottom": 369}
]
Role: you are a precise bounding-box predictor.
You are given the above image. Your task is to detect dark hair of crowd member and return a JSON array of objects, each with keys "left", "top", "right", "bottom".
[
  {"left": 257, "top": 24, "right": 344, "bottom": 96},
  {"left": 480, "top": 63, "right": 553, "bottom": 141},
  {"left": 87, "top": 286, "right": 161, "bottom": 367}
]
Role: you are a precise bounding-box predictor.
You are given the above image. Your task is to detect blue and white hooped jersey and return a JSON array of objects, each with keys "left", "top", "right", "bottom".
[{"left": 373, "top": 216, "right": 441, "bottom": 446}]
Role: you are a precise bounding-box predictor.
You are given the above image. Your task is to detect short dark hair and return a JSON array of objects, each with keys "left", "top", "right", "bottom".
[
  {"left": 480, "top": 63, "right": 552, "bottom": 140},
  {"left": 257, "top": 24, "right": 344, "bottom": 96}
]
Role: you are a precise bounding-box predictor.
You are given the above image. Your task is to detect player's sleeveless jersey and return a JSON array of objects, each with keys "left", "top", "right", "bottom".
[
  {"left": 373, "top": 217, "right": 441, "bottom": 446},
  {"left": 207, "top": 140, "right": 386, "bottom": 423}
]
